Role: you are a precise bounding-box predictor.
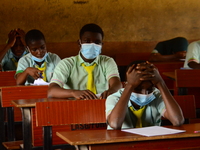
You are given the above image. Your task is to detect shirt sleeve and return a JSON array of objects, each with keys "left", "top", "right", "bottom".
[
  {"left": 154, "top": 90, "right": 166, "bottom": 116},
  {"left": 103, "top": 57, "right": 120, "bottom": 80},
  {"left": 53, "top": 54, "right": 61, "bottom": 65},
  {"left": 185, "top": 42, "right": 200, "bottom": 66},
  {"left": 50, "top": 58, "right": 72, "bottom": 87},
  {"left": 16, "top": 57, "right": 30, "bottom": 74},
  {"left": 151, "top": 49, "right": 159, "bottom": 54},
  {"left": 105, "top": 92, "right": 120, "bottom": 119}
]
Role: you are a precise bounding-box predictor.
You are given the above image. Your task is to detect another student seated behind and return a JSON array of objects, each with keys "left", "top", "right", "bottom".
[
  {"left": 48, "top": 23, "right": 122, "bottom": 99},
  {"left": 106, "top": 60, "right": 184, "bottom": 129},
  {"left": 0, "top": 28, "right": 28, "bottom": 71},
  {"left": 16, "top": 29, "right": 61, "bottom": 85},
  {"left": 183, "top": 40, "right": 200, "bottom": 69},
  {"left": 149, "top": 37, "right": 189, "bottom": 62}
]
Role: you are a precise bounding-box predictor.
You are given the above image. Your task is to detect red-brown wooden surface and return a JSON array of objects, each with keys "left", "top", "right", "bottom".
[
  {"left": 1, "top": 85, "right": 48, "bottom": 107},
  {"left": 0, "top": 71, "right": 16, "bottom": 86},
  {"left": 36, "top": 99, "right": 106, "bottom": 126},
  {"left": 1, "top": 85, "right": 48, "bottom": 122},
  {"left": 173, "top": 95, "right": 196, "bottom": 119},
  {"left": 175, "top": 69, "right": 200, "bottom": 87},
  {"left": 33, "top": 99, "right": 107, "bottom": 146},
  {"left": 175, "top": 69, "right": 200, "bottom": 108},
  {"left": 56, "top": 123, "right": 200, "bottom": 150},
  {"left": 154, "top": 61, "right": 183, "bottom": 90},
  {"left": 115, "top": 52, "right": 151, "bottom": 66}
]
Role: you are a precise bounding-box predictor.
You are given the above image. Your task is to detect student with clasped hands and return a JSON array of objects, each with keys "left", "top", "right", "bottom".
[
  {"left": 106, "top": 61, "right": 184, "bottom": 129},
  {"left": 0, "top": 28, "right": 28, "bottom": 71}
]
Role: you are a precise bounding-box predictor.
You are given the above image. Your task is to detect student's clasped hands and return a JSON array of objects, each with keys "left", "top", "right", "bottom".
[
  {"left": 126, "top": 61, "right": 163, "bottom": 87},
  {"left": 7, "top": 28, "right": 26, "bottom": 47}
]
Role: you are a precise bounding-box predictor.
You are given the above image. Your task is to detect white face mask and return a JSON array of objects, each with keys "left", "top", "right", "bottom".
[
  {"left": 130, "top": 92, "right": 155, "bottom": 107},
  {"left": 80, "top": 43, "right": 102, "bottom": 59},
  {"left": 31, "top": 53, "right": 48, "bottom": 62}
]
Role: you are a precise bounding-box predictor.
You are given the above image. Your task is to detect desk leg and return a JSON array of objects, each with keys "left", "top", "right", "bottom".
[
  {"left": 21, "top": 107, "right": 32, "bottom": 150},
  {"left": 0, "top": 106, "right": 6, "bottom": 150},
  {"left": 43, "top": 126, "right": 52, "bottom": 150},
  {"left": 7, "top": 107, "right": 15, "bottom": 141}
]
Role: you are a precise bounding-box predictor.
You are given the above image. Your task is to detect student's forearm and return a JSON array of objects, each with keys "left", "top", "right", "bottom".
[
  {"left": 48, "top": 84, "right": 76, "bottom": 98},
  {"left": 16, "top": 72, "right": 29, "bottom": 85},
  {"left": 107, "top": 84, "right": 134, "bottom": 129},
  {"left": 188, "top": 62, "right": 200, "bottom": 69},
  {"left": 108, "top": 77, "right": 122, "bottom": 93},
  {"left": 157, "top": 81, "right": 184, "bottom": 126}
]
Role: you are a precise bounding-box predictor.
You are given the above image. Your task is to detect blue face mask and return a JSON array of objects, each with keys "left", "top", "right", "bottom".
[
  {"left": 130, "top": 92, "right": 155, "bottom": 107},
  {"left": 31, "top": 53, "right": 48, "bottom": 62},
  {"left": 80, "top": 43, "right": 102, "bottom": 59}
]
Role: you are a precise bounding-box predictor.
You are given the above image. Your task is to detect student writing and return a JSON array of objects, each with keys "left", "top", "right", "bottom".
[{"left": 16, "top": 29, "right": 61, "bottom": 85}]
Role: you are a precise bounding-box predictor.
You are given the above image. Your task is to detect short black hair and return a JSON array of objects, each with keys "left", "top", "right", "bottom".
[
  {"left": 79, "top": 23, "right": 104, "bottom": 39},
  {"left": 25, "top": 29, "right": 45, "bottom": 45}
]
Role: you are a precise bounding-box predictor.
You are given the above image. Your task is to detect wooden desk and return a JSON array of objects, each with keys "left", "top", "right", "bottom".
[
  {"left": 0, "top": 85, "right": 48, "bottom": 150},
  {"left": 12, "top": 98, "right": 65, "bottom": 150},
  {"left": 163, "top": 70, "right": 200, "bottom": 108},
  {"left": 56, "top": 123, "right": 200, "bottom": 150},
  {"left": 0, "top": 71, "right": 16, "bottom": 86},
  {"left": 162, "top": 71, "right": 175, "bottom": 80},
  {"left": 12, "top": 98, "right": 107, "bottom": 150}
]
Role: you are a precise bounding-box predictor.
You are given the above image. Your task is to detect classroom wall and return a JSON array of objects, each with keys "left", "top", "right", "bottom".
[{"left": 0, "top": 0, "right": 200, "bottom": 57}]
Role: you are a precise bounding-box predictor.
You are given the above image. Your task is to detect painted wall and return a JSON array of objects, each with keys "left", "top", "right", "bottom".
[{"left": 0, "top": 0, "right": 199, "bottom": 55}]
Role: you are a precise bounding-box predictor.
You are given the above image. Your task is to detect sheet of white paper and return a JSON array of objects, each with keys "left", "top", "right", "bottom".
[
  {"left": 32, "top": 78, "right": 50, "bottom": 85},
  {"left": 122, "top": 126, "right": 185, "bottom": 137},
  {"left": 96, "top": 93, "right": 101, "bottom": 98}
]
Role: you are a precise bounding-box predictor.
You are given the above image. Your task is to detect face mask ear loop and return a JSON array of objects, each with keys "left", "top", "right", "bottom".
[{"left": 26, "top": 46, "right": 31, "bottom": 53}]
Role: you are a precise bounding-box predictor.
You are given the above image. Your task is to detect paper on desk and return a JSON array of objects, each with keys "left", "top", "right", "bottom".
[
  {"left": 96, "top": 93, "right": 101, "bottom": 98},
  {"left": 122, "top": 126, "right": 185, "bottom": 137},
  {"left": 32, "top": 78, "right": 50, "bottom": 85}
]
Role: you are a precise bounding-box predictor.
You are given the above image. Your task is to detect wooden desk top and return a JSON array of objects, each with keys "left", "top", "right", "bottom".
[
  {"left": 11, "top": 98, "right": 73, "bottom": 108},
  {"left": 162, "top": 72, "right": 175, "bottom": 80},
  {"left": 56, "top": 123, "right": 200, "bottom": 146}
]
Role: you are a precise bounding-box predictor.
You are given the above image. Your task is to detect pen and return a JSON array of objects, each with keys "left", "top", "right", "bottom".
[
  {"left": 194, "top": 130, "right": 200, "bottom": 133},
  {"left": 39, "top": 73, "right": 43, "bottom": 78}
]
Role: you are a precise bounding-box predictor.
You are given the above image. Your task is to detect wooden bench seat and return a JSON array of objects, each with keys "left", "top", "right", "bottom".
[
  {"left": 2, "top": 140, "right": 23, "bottom": 150},
  {"left": 0, "top": 85, "right": 48, "bottom": 149}
]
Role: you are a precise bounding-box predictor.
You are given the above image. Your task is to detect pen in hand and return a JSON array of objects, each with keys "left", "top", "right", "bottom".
[{"left": 39, "top": 73, "right": 43, "bottom": 78}]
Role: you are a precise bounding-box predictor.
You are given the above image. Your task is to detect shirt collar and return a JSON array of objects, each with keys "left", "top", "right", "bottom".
[{"left": 77, "top": 51, "right": 100, "bottom": 66}]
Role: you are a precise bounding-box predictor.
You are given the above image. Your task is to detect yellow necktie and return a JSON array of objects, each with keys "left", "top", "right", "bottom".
[
  {"left": 11, "top": 58, "right": 18, "bottom": 68},
  {"left": 82, "top": 63, "right": 97, "bottom": 94},
  {"left": 130, "top": 106, "right": 146, "bottom": 128},
  {"left": 35, "top": 62, "right": 47, "bottom": 81}
]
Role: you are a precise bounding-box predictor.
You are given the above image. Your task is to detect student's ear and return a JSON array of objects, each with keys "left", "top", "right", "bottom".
[{"left": 77, "top": 39, "right": 81, "bottom": 47}]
